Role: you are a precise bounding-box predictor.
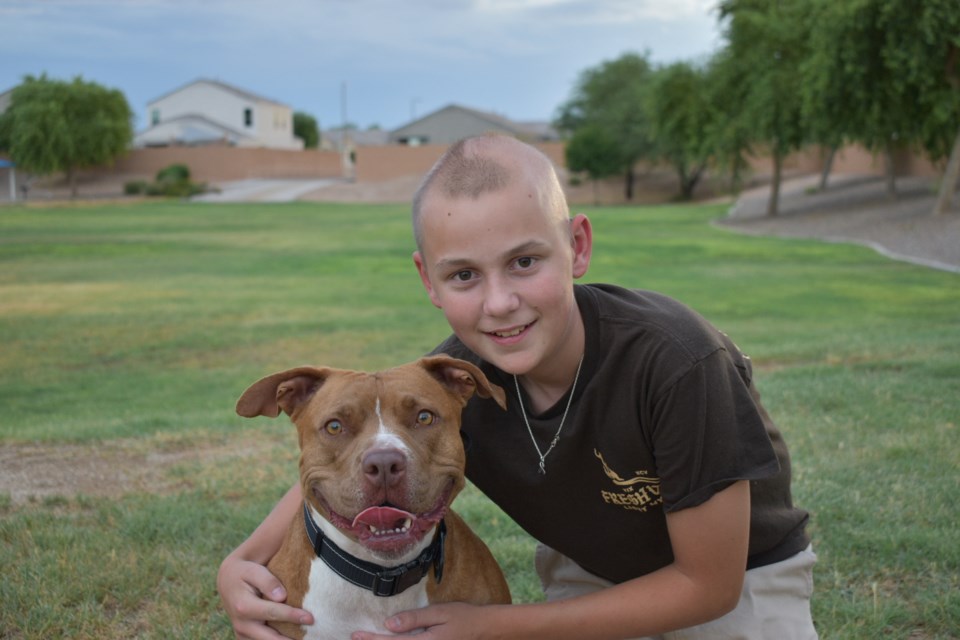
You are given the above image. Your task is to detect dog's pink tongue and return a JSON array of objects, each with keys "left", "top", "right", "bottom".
[{"left": 353, "top": 506, "right": 416, "bottom": 531}]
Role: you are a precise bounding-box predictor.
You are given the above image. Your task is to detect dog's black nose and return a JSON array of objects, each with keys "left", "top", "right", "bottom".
[{"left": 362, "top": 449, "right": 407, "bottom": 488}]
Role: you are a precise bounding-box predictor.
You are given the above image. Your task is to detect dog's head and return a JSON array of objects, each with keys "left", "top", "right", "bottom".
[{"left": 236, "top": 355, "right": 505, "bottom": 558}]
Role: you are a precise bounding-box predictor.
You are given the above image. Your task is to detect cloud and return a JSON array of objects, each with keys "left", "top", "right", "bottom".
[
  {"left": 473, "top": 0, "right": 718, "bottom": 23},
  {"left": 0, "top": 0, "right": 722, "bottom": 127}
]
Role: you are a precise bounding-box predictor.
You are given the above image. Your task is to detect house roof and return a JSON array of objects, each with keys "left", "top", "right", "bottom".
[
  {"left": 391, "top": 104, "right": 525, "bottom": 136},
  {"left": 146, "top": 78, "right": 291, "bottom": 108},
  {"left": 134, "top": 113, "right": 254, "bottom": 145},
  {"left": 390, "top": 104, "right": 559, "bottom": 141}
]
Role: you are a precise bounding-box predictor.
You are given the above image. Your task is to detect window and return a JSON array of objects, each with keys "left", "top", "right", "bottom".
[
  {"left": 398, "top": 135, "right": 429, "bottom": 146},
  {"left": 151, "top": 109, "right": 160, "bottom": 125},
  {"left": 244, "top": 108, "right": 253, "bottom": 127}
]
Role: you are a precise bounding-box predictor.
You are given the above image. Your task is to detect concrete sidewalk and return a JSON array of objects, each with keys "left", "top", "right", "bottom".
[
  {"left": 192, "top": 178, "right": 346, "bottom": 203},
  {"left": 719, "top": 174, "right": 960, "bottom": 273}
]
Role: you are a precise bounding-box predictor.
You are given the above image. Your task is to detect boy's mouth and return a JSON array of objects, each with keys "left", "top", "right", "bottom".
[{"left": 488, "top": 322, "right": 533, "bottom": 339}]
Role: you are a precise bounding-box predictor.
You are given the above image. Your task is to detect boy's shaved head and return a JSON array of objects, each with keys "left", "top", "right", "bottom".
[{"left": 412, "top": 134, "right": 569, "bottom": 251}]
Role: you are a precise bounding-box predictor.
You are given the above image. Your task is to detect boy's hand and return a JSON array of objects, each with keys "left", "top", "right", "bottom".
[
  {"left": 217, "top": 554, "right": 314, "bottom": 640},
  {"left": 351, "top": 602, "right": 501, "bottom": 640}
]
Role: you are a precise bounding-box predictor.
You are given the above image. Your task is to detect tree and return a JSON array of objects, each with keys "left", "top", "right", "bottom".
[
  {"left": 719, "top": 0, "right": 811, "bottom": 216},
  {"left": 555, "top": 53, "right": 655, "bottom": 200},
  {"left": 880, "top": 0, "right": 960, "bottom": 214},
  {"left": 565, "top": 124, "right": 625, "bottom": 204},
  {"left": 0, "top": 74, "right": 132, "bottom": 198},
  {"left": 293, "top": 111, "right": 320, "bottom": 149},
  {"left": 802, "top": 0, "right": 960, "bottom": 208},
  {"left": 646, "top": 61, "right": 714, "bottom": 200},
  {"left": 798, "top": 0, "right": 847, "bottom": 192},
  {"left": 700, "top": 50, "right": 755, "bottom": 195}
]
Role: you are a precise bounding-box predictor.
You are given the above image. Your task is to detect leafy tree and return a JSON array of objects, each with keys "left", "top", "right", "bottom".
[
  {"left": 293, "top": 111, "right": 320, "bottom": 149},
  {"left": 803, "top": 0, "right": 960, "bottom": 209},
  {"left": 878, "top": 0, "right": 960, "bottom": 214},
  {"left": 555, "top": 53, "right": 655, "bottom": 200},
  {"left": 565, "top": 124, "right": 625, "bottom": 204},
  {"left": 646, "top": 61, "right": 714, "bottom": 200},
  {"left": 0, "top": 74, "right": 132, "bottom": 197},
  {"left": 719, "top": 0, "right": 811, "bottom": 216},
  {"left": 700, "top": 50, "right": 754, "bottom": 195},
  {"left": 797, "top": 0, "right": 847, "bottom": 191}
]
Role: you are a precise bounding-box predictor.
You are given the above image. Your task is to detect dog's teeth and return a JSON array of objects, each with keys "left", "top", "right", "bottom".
[{"left": 366, "top": 518, "right": 414, "bottom": 537}]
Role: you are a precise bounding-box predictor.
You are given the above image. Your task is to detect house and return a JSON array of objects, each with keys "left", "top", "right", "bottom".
[
  {"left": 388, "top": 104, "right": 560, "bottom": 146},
  {"left": 133, "top": 79, "right": 304, "bottom": 150},
  {"left": 0, "top": 87, "right": 13, "bottom": 115}
]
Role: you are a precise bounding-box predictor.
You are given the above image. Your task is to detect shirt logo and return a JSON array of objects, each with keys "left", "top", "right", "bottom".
[{"left": 595, "top": 449, "right": 663, "bottom": 512}]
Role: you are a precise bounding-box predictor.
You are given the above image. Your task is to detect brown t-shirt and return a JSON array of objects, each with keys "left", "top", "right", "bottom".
[{"left": 435, "top": 284, "right": 810, "bottom": 583}]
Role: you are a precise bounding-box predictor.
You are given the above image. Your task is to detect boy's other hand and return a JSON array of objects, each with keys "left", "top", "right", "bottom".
[{"left": 217, "top": 554, "right": 314, "bottom": 639}]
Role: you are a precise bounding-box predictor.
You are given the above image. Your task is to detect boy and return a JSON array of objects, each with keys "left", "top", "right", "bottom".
[{"left": 218, "top": 134, "right": 816, "bottom": 639}]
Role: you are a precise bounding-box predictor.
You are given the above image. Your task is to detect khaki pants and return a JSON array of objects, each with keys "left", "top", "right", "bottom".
[{"left": 535, "top": 544, "right": 818, "bottom": 640}]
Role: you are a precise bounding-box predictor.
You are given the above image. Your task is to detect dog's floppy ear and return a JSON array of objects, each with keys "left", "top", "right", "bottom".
[
  {"left": 418, "top": 355, "right": 507, "bottom": 410},
  {"left": 236, "top": 366, "right": 333, "bottom": 418}
]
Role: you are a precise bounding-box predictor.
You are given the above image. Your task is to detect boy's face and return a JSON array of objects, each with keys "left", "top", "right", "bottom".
[{"left": 413, "top": 175, "right": 591, "bottom": 380}]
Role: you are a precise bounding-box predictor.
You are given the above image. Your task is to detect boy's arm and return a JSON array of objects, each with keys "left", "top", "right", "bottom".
[
  {"left": 355, "top": 480, "right": 751, "bottom": 640},
  {"left": 217, "top": 482, "right": 315, "bottom": 640}
]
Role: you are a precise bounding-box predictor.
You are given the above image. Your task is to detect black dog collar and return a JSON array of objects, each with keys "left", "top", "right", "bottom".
[{"left": 302, "top": 502, "right": 446, "bottom": 597}]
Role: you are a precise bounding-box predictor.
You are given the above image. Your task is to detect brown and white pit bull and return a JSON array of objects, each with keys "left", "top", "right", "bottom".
[{"left": 236, "top": 355, "right": 512, "bottom": 639}]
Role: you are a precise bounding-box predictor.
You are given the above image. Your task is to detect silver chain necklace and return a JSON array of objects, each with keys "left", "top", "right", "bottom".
[{"left": 513, "top": 354, "right": 584, "bottom": 475}]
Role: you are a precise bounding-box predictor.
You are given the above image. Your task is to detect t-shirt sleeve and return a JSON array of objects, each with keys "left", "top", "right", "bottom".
[{"left": 649, "top": 348, "right": 781, "bottom": 512}]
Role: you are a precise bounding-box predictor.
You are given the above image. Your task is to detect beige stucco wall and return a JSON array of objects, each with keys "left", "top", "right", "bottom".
[
  {"left": 90, "top": 146, "right": 342, "bottom": 182},
  {"left": 47, "top": 138, "right": 940, "bottom": 204},
  {"left": 746, "top": 143, "right": 941, "bottom": 179}
]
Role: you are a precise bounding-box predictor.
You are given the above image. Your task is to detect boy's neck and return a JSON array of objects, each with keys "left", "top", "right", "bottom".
[{"left": 516, "top": 315, "right": 585, "bottom": 414}]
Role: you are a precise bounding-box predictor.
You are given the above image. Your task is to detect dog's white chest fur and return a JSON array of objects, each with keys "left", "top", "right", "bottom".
[
  {"left": 299, "top": 515, "right": 432, "bottom": 639},
  {"left": 300, "top": 555, "right": 429, "bottom": 639}
]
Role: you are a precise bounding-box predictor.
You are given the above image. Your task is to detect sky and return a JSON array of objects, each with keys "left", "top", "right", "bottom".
[{"left": 0, "top": 0, "right": 724, "bottom": 132}]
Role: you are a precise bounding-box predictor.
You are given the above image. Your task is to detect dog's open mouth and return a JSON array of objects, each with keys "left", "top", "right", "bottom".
[
  {"left": 348, "top": 493, "right": 448, "bottom": 552},
  {"left": 353, "top": 506, "right": 418, "bottom": 537},
  {"left": 316, "top": 482, "right": 453, "bottom": 554}
]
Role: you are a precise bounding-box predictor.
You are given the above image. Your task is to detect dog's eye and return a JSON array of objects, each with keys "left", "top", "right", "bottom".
[
  {"left": 416, "top": 410, "right": 435, "bottom": 427},
  {"left": 325, "top": 420, "right": 344, "bottom": 435}
]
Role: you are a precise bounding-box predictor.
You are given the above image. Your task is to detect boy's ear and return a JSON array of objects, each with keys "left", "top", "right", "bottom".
[
  {"left": 413, "top": 251, "right": 443, "bottom": 309},
  {"left": 570, "top": 214, "right": 593, "bottom": 279}
]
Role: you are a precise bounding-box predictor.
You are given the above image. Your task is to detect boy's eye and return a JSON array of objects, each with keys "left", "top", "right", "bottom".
[
  {"left": 416, "top": 410, "right": 435, "bottom": 426},
  {"left": 453, "top": 270, "right": 474, "bottom": 282},
  {"left": 516, "top": 256, "right": 535, "bottom": 268}
]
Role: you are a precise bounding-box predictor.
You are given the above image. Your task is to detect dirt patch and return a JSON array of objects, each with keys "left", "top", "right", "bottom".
[{"left": 0, "top": 434, "right": 266, "bottom": 506}]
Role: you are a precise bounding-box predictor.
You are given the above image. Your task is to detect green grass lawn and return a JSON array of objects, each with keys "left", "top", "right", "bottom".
[{"left": 1, "top": 200, "right": 957, "bottom": 638}]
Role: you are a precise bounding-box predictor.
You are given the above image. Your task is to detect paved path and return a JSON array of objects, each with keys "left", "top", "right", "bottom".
[
  {"left": 720, "top": 174, "right": 960, "bottom": 274},
  {"left": 192, "top": 178, "right": 346, "bottom": 203}
]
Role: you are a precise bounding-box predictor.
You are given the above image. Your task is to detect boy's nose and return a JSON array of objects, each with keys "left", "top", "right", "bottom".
[{"left": 482, "top": 278, "right": 520, "bottom": 316}]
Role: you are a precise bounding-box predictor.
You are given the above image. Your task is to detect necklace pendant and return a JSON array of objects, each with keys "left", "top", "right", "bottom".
[{"left": 514, "top": 354, "right": 584, "bottom": 480}]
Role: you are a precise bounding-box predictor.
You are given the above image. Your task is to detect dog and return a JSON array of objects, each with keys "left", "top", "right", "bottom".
[{"left": 236, "top": 355, "right": 512, "bottom": 639}]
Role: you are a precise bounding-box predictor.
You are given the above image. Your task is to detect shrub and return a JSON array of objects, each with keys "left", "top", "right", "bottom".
[
  {"left": 126, "top": 163, "right": 206, "bottom": 199},
  {"left": 155, "top": 163, "right": 191, "bottom": 184},
  {"left": 123, "top": 180, "right": 148, "bottom": 195}
]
